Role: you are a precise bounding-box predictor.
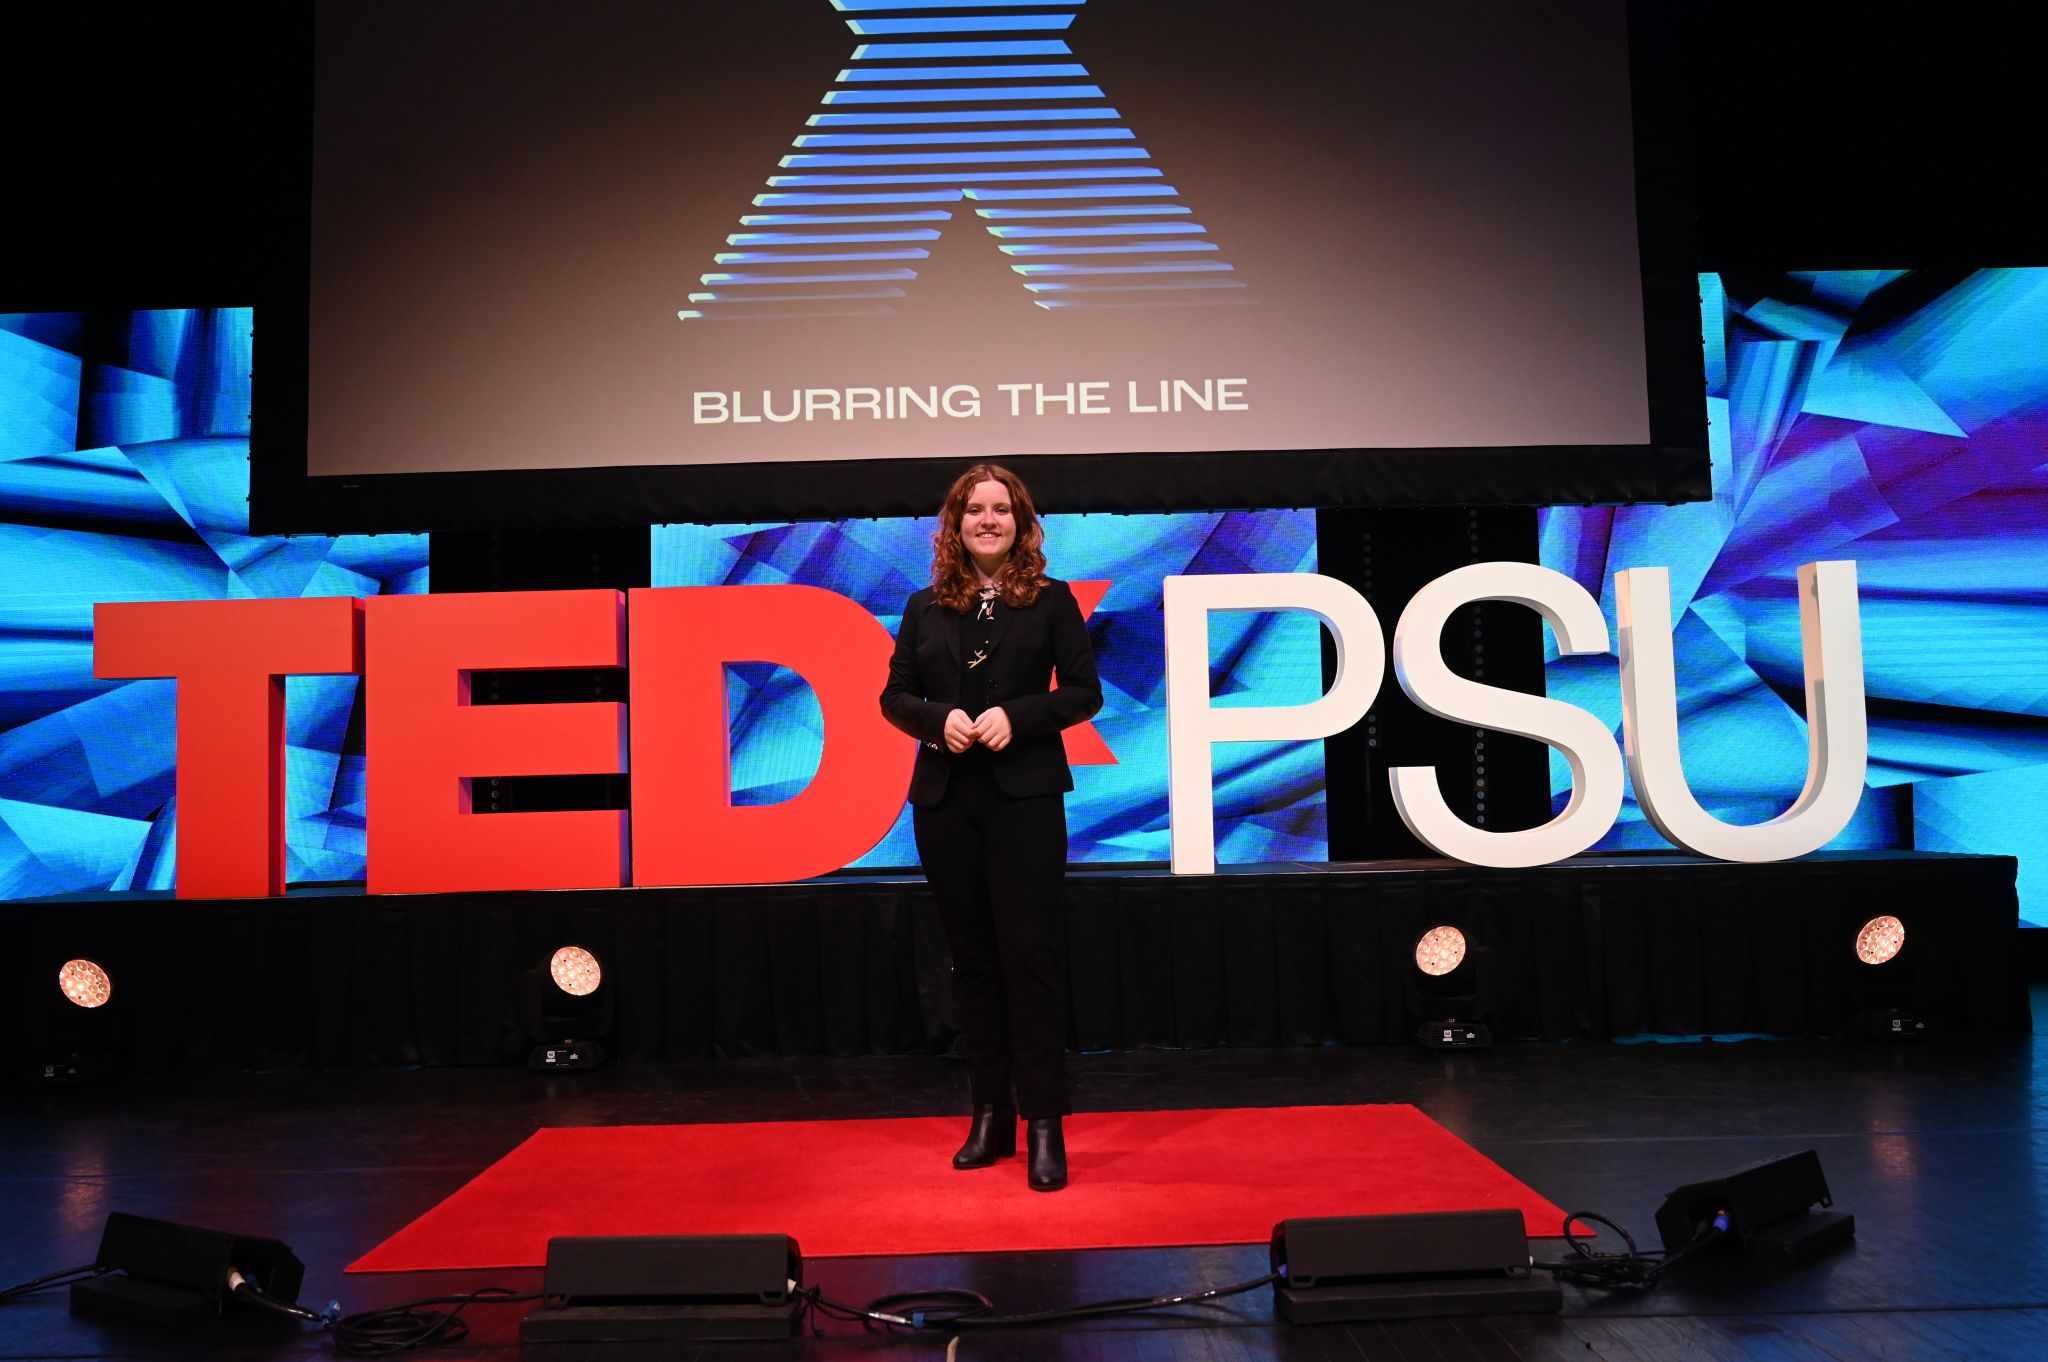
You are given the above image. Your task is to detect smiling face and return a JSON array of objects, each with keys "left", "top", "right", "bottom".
[{"left": 959, "top": 478, "right": 1017, "bottom": 577}]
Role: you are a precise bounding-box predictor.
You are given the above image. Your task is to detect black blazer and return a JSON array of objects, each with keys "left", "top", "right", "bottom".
[{"left": 880, "top": 578, "right": 1103, "bottom": 806}]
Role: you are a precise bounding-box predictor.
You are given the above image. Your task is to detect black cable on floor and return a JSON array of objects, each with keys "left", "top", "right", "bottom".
[
  {"left": 229, "top": 1274, "right": 331, "bottom": 1325},
  {"left": 5, "top": 1257, "right": 540, "bottom": 1356},
  {"left": 1534, "top": 1210, "right": 1727, "bottom": 1289},
  {"left": 323, "top": 1287, "right": 541, "bottom": 1356},
  {"left": 0, "top": 1264, "right": 107, "bottom": 1302},
  {"left": 797, "top": 1267, "right": 1281, "bottom": 1333}
]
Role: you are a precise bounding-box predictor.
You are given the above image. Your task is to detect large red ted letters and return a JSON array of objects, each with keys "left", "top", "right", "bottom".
[
  {"left": 96, "top": 585, "right": 1113, "bottom": 899},
  {"left": 94, "top": 597, "right": 363, "bottom": 899}
]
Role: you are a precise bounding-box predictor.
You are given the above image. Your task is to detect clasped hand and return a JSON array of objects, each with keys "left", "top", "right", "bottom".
[{"left": 944, "top": 707, "right": 1012, "bottom": 753}]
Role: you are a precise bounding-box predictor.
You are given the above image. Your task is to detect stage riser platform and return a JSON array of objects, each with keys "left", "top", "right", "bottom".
[{"left": 10, "top": 853, "right": 2027, "bottom": 1071}]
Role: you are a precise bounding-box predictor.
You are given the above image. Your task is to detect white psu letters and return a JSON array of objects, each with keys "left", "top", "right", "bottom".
[{"left": 1162, "top": 560, "right": 1869, "bottom": 874}]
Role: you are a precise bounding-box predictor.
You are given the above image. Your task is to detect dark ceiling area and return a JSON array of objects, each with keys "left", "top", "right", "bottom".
[{"left": 4, "top": 0, "right": 2041, "bottom": 312}]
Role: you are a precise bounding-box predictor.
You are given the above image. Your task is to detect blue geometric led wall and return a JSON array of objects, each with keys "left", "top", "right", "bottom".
[
  {"left": 11, "top": 278, "right": 2040, "bottom": 909},
  {"left": 1540, "top": 270, "right": 2048, "bottom": 925},
  {"left": 0, "top": 309, "right": 428, "bottom": 898},
  {"left": 653, "top": 510, "right": 1324, "bottom": 867}
]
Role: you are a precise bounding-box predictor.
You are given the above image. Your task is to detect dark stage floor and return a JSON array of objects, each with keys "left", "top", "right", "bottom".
[{"left": 5, "top": 989, "right": 2046, "bottom": 1361}]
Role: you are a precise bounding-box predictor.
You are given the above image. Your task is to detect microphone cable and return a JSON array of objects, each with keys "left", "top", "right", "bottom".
[
  {"left": 797, "top": 1266, "right": 1280, "bottom": 1334},
  {"left": 321, "top": 1286, "right": 541, "bottom": 1356},
  {"left": 0, "top": 1264, "right": 108, "bottom": 1302},
  {"left": 1533, "top": 1210, "right": 1728, "bottom": 1290}
]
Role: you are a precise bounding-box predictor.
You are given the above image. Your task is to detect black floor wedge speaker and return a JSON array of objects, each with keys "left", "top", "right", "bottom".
[
  {"left": 70, "top": 1212, "right": 305, "bottom": 1327},
  {"left": 1655, "top": 1150, "right": 1855, "bottom": 1266},
  {"left": 1271, "top": 1209, "right": 1561, "bottom": 1324},
  {"left": 520, "top": 1233, "right": 803, "bottom": 1346}
]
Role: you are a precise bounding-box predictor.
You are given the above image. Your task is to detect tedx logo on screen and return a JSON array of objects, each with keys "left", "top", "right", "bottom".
[{"left": 678, "top": 0, "right": 1244, "bottom": 322}]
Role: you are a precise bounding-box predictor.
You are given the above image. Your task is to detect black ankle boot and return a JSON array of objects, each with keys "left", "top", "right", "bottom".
[
  {"left": 1026, "top": 1117, "right": 1067, "bottom": 1191},
  {"left": 952, "top": 1105, "right": 1016, "bottom": 1169}
]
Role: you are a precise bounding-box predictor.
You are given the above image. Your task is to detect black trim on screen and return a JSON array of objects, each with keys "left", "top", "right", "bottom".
[{"left": 251, "top": 0, "right": 1708, "bottom": 535}]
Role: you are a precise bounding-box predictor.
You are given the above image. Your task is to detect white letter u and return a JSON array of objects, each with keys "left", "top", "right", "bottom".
[{"left": 1616, "top": 561, "right": 1868, "bottom": 863}]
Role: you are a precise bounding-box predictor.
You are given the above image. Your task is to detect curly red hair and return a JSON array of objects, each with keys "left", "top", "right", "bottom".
[{"left": 931, "top": 463, "right": 1048, "bottom": 614}]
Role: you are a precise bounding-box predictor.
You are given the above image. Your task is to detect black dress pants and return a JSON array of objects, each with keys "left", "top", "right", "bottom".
[{"left": 913, "top": 758, "right": 1072, "bottom": 1118}]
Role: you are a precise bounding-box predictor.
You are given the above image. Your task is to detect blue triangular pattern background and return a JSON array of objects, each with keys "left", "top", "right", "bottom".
[
  {"left": 0, "top": 308, "right": 428, "bottom": 898},
  {"left": 5, "top": 279, "right": 2044, "bottom": 921},
  {"left": 1539, "top": 269, "right": 2048, "bottom": 924}
]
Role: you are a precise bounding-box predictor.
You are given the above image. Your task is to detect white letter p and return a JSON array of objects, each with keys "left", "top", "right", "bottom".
[{"left": 1163, "top": 574, "right": 1382, "bottom": 874}]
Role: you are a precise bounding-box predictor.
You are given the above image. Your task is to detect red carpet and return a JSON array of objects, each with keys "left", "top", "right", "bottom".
[{"left": 349, "top": 1104, "right": 1568, "bottom": 1272}]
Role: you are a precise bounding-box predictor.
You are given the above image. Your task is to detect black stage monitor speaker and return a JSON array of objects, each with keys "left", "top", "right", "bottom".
[
  {"left": 1270, "top": 1209, "right": 1561, "bottom": 1323},
  {"left": 70, "top": 1212, "right": 305, "bottom": 1327},
  {"left": 520, "top": 1233, "right": 803, "bottom": 1346},
  {"left": 1655, "top": 1150, "right": 1855, "bottom": 1266}
]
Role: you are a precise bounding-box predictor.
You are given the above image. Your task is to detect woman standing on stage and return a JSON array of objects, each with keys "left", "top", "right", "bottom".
[{"left": 881, "top": 464, "right": 1102, "bottom": 1192}]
